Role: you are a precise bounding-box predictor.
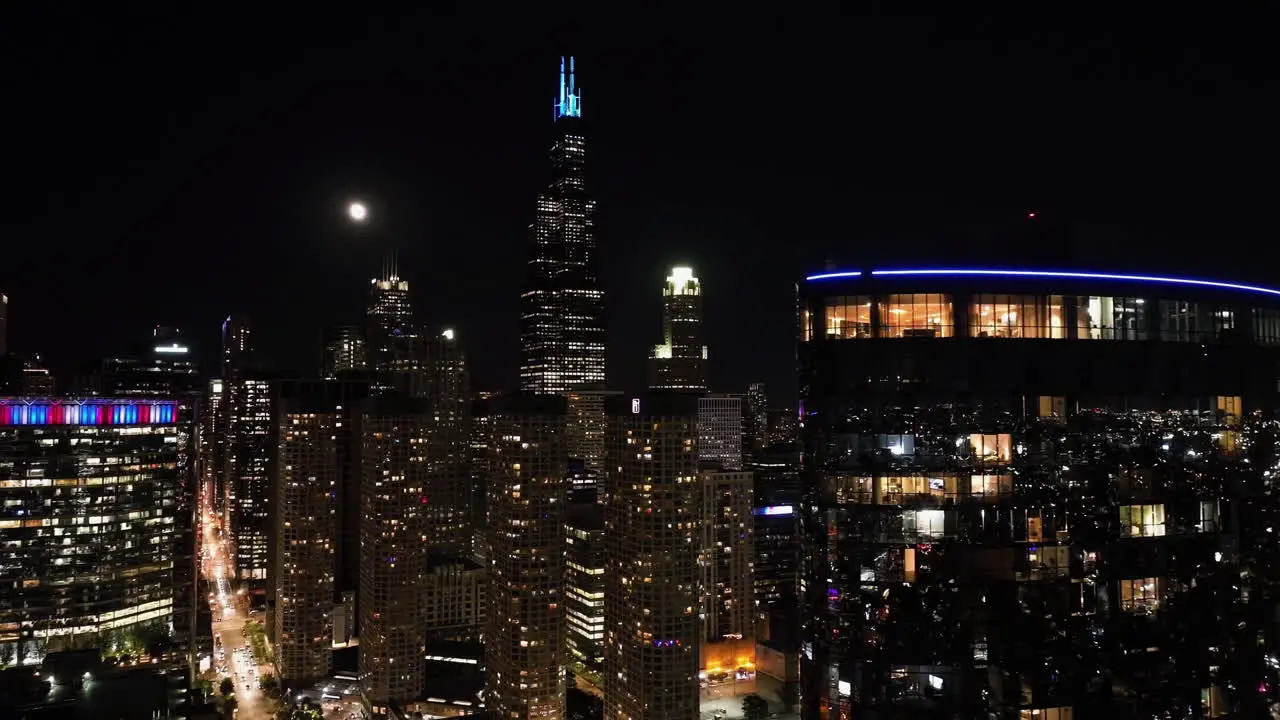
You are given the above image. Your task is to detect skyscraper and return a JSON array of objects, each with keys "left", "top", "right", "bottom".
[
  {"left": 698, "top": 394, "right": 744, "bottom": 471},
  {"left": 366, "top": 266, "right": 414, "bottom": 375},
  {"left": 649, "top": 266, "right": 708, "bottom": 391},
  {"left": 797, "top": 267, "right": 1280, "bottom": 717},
  {"left": 222, "top": 315, "right": 252, "bottom": 378},
  {"left": 0, "top": 293, "right": 7, "bottom": 357},
  {"left": 267, "top": 378, "right": 370, "bottom": 665},
  {"left": 745, "top": 382, "right": 768, "bottom": 454},
  {"left": 564, "top": 502, "right": 606, "bottom": 670},
  {"left": 519, "top": 56, "right": 606, "bottom": 394},
  {"left": 484, "top": 394, "right": 569, "bottom": 720},
  {"left": 201, "top": 379, "right": 227, "bottom": 519},
  {"left": 323, "top": 326, "right": 368, "bottom": 377},
  {"left": 359, "top": 397, "right": 432, "bottom": 715},
  {"left": 565, "top": 385, "right": 620, "bottom": 474},
  {"left": 99, "top": 327, "right": 202, "bottom": 671},
  {"left": 272, "top": 401, "right": 338, "bottom": 685},
  {"left": 603, "top": 392, "right": 702, "bottom": 720},
  {"left": 0, "top": 398, "right": 185, "bottom": 668},
  {"left": 226, "top": 379, "right": 271, "bottom": 583},
  {"left": 697, "top": 468, "right": 755, "bottom": 646}
]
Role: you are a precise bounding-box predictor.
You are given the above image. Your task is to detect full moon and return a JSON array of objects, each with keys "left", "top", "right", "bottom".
[{"left": 347, "top": 202, "right": 368, "bottom": 223}]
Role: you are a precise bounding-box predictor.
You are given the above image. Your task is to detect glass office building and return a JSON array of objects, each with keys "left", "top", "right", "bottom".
[
  {"left": 0, "top": 398, "right": 184, "bottom": 667},
  {"left": 799, "top": 268, "right": 1280, "bottom": 718}
]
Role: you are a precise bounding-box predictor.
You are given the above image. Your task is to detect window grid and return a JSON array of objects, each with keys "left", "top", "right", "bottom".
[
  {"left": 970, "top": 295, "right": 1065, "bottom": 339},
  {"left": 1076, "top": 296, "right": 1148, "bottom": 340},
  {"left": 1119, "top": 504, "right": 1166, "bottom": 538},
  {"left": 879, "top": 294, "right": 954, "bottom": 338},
  {"left": 1254, "top": 308, "right": 1280, "bottom": 345},
  {"left": 824, "top": 296, "right": 873, "bottom": 339}
]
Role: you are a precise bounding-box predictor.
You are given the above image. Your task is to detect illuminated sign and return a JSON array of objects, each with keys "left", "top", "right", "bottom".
[
  {"left": 154, "top": 344, "right": 189, "bottom": 354},
  {"left": 754, "top": 505, "right": 794, "bottom": 517},
  {"left": 631, "top": 398, "right": 641, "bottom": 414},
  {"left": 0, "top": 400, "right": 179, "bottom": 426}
]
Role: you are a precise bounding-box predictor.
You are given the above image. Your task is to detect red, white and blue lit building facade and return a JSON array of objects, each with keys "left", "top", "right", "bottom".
[
  {"left": 0, "top": 398, "right": 185, "bottom": 666},
  {"left": 0, "top": 399, "right": 177, "bottom": 426},
  {"left": 799, "top": 268, "right": 1280, "bottom": 718}
]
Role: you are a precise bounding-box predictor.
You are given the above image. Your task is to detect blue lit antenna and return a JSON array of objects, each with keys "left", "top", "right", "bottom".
[{"left": 554, "top": 55, "right": 582, "bottom": 121}]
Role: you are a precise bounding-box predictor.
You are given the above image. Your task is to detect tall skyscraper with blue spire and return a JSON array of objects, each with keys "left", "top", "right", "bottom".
[{"left": 519, "top": 56, "right": 606, "bottom": 394}]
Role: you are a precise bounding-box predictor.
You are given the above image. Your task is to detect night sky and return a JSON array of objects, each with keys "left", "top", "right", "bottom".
[{"left": 5, "top": 10, "right": 1276, "bottom": 400}]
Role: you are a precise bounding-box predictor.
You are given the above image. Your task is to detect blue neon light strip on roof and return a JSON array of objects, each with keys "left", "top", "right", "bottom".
[
  {"left": 804, "top": 270, "right": 862, "bottom": 281},
  {"left": 805, "top": 268, "right": 1280, "bottom": 298}
]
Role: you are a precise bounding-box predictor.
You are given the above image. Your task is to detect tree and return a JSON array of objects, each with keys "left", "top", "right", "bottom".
[
  {"left": 260, "top": 673, "right": 280, "bottom": 696},
  {"left": 289, "top": 698, "right": 322, "bottom": 720},
  {"left": 220, "top": 677, "right": 235, "bottom": 697},
  {"left": 742, "top": 693, "right": 769, "bottom": 720}
]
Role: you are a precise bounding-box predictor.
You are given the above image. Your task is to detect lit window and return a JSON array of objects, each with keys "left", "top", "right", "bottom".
[
  {"left": 969, "top": 474, "right": 1011, "bottom": 499},
  {"left": 1076, "top": 296, "right": 1147, "bottom": 340},
  {"left": 905, "top": 509, "right": 946, "bottom": 538},
  {"left": 1026, "top": 546, "right": 1068, "bottom": 578},
  {"left": 825, "top": 296, "right": 872, "bottom": 339},
  {"left": 1216, "top": 395, "right": 1241, "bottom": 425},
  {"left": 1119, "top": 505, "right": 1166, "bottom": 537},
  {"left": 879, "top": 294, "right": 954, "bottom": 338},
  {"left": 968, "top": 434, "right": 1012, "bottom": 463},
  {"left": 1020, "top": 708, "right": 1074, "bottom": 720},
  {"left": 1118, "top": 577, "right": 1162, "bottom": 613},
  {"left": 970, "top": 295, "right": 1064, "bottom": 339},
  {"left": 1197, "top": 500, "right": 1220, "bottom": 533}
]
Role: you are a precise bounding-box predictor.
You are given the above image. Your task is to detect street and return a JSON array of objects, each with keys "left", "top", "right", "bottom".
[{"left": 204, "top": 505, "right": 272, "bottom": 720}]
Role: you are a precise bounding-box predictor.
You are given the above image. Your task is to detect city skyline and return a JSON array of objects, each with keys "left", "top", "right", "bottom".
[
  {"left": 4, "top": 12, "right": 1280, "bottom": 720},
  {"left": 5, "top": 13, "right": 1276, "bottom": 398}
]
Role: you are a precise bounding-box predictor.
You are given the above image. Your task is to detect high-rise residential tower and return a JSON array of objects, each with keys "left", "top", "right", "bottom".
[
  {"left": 272, "top": 396, "right": 339, "bottom": 685},
  {"left": 649, "top": 266, "right": 708, "bottom": 391},
  {"left": 266, "top": 378, "right": 370, "bottom": 665},
  {"left": 603, "top": 392, "right": 702, "bottom": 720},
  {"left": 519, "top": 57, "right": 606, "bottom": 394},
  {"left": 484, "top": 394, "right": 569, "bottom": 720},
  {"left": 698, "top": 468, "right": 755, "bottom": 645},
  {"left": 565, "top": 385, "right": 620, "bottom": 474},
  {"left": 0, "top": 292, "right": 7, "bottom": 357},
  {"left": 359, "top": 397, "right": 432, "bottom": 716}
]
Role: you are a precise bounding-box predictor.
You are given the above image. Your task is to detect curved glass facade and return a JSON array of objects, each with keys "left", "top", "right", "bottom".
[{"left": 799, "top": 271, "right": 1280, "bottom": 718}]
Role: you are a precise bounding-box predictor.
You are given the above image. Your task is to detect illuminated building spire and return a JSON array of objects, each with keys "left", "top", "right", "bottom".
[{"left": 554, "top": 55, "right": 582, "bottom": 121}]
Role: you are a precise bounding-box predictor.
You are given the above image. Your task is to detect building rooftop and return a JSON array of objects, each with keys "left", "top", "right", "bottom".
[{"left": 806, "top": 267, "right": 1280, "bottom": 298}]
